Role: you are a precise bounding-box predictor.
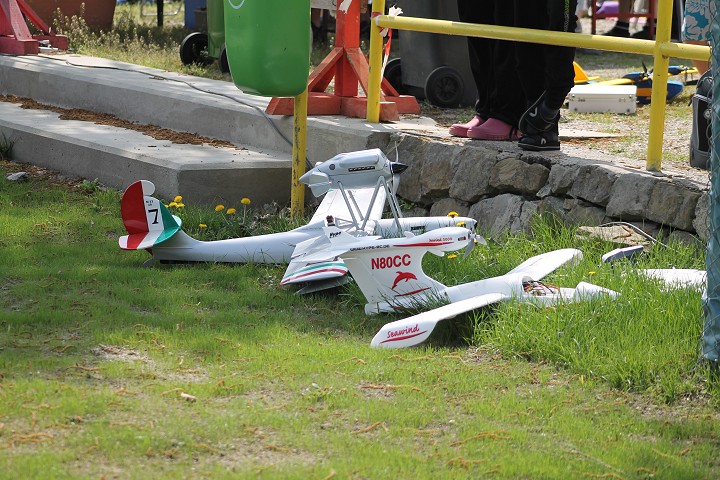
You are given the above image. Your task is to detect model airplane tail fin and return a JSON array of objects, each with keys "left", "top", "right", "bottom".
[
  {"left": 337, "top": 236, "right": 449, "bottom": 314},
  {"left": 118, "top": 180, "right": 182, "bottom": 251}
]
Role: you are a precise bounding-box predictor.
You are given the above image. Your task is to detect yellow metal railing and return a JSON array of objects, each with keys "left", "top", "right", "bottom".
[{"left": 367, "top": 0, "right": 711, "bottom": 171}]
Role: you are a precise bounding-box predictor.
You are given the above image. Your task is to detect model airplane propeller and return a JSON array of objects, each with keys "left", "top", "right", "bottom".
[
  {"left": 118, "top": 149, "right": 477, "bottom": 293},
  {"left": 314, "top": 222, "right": 618, "bottom": 348}
]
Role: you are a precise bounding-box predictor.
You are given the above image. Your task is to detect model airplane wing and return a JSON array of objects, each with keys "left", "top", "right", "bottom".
[
  {"left": 372, "top": 278, "right": 617, "bottom": 349},
  {"left": 304, "top": 149, "right": 400, "bottom": 231},
  {"left": 280, "top": 235, "right": 349, "bottom": 285},
  {"left": 279, "top": 226, "right": 383, "bottom": 285},
  {"left": 370, "top": 293, "right": 507, "bottom": 348},
  {"left": 639, "top": 269, "right": 706, "bottom": 290},
  {"left": 506, "top": 248, "right": 583, "bottom": 280}
]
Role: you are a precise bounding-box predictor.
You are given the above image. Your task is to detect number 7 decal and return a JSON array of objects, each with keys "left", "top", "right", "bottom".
[{"left": 148, "top": 208, "right": 159, "bottom": 225}]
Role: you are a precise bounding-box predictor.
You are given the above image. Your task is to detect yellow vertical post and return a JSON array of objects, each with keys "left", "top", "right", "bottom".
[
  {"left": 291, "top": 87, "right": 308, "bottom": 216},
  {"left": 366, "top": 0, "right": 386, "bottom": 123},
  {"left": 646, "top": 0, "right": 673, "bottom": 171}
]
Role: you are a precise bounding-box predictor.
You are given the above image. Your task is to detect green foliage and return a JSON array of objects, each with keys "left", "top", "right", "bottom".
[
  {"left": 1, "top": 9, "right": 716, "bottom": 477},
  {"left": 0, "top": 132, "right": 13, "bottom": 160},
  {"left": 2, "top": 164, "right": 720, "bottom": 478},
  {"left": 164, "top": 195, "right": 308, "bottom": 242},
  {"left": 77, "top": 177, "right": 102, "bottom": 194}
]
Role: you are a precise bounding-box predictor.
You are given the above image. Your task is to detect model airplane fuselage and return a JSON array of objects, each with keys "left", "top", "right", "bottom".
[
  {"left": 315, "top": 223, "right": 618, "bottom": 348},
  {"left": 118, "top": 149, "right": 477, "bottom": 289}
]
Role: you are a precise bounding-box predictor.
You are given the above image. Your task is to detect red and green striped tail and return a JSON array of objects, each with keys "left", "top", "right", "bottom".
[{"left": 118, "top": 180, "right": 182, "bottom": 251}]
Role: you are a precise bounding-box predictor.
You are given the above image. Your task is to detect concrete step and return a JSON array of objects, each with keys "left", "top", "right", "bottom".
[
  {"left": 0, "top": 54, "right": 389, "bottom": 162},
  {"left": 0, "top": 100, "right": 291, "bottom": 206},
  {"left": 0, "top": 54, "right": 425, "bottom": 204}
]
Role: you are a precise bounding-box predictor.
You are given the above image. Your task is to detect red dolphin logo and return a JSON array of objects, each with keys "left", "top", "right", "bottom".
[{"left": 392, "top": 271, "right": 417, "bottom": 290}]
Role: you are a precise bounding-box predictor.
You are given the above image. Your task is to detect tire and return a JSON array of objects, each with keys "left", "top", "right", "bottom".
[
  {"left": 383, "top": 58, "right": 405, "bottom": 95},
  {"left": 179, "top": 32, "right": 211, "bottom": 66},
  {"left": 219, "top": 46, "right": 230, "bottom": 74},
  {"left": 424, "top": 66, "right": 464, "bottom": 108}
]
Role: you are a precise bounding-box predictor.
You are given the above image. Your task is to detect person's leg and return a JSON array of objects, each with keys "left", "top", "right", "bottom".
[
  {"left": 631, "top": 0, "right": 684, "bottom": 40},
  {"left": 518, "top": 0, "right": 578, "bottom": 151},
  {"left": 467, "top": 1, "right": 526, "bottom": 140},
  {"left": 604, "top": 0, "right": 633, "bottom": 37},
  {"left": 450, "top": 0, "right": 492, "bottom": 137},
  {"left": 311, "top": 8, "right": 326, "bottom": 44},
  {"left": 541, "top": 0, "right": 578, "bottom": 111},
  {"left": 513, "top": 0, "right": 546, "bottom": 108}
]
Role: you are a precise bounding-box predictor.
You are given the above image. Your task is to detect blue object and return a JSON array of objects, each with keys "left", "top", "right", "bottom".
[{"left": 184, "top": 0, "right": 207, "bottom": 29}]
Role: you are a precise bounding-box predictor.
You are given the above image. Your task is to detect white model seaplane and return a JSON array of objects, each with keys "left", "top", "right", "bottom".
[
  {"left": 312, "top": 223, "right": 618, "bottom": 348},
  {"left": 118, "top": 148, "right": 476, "bottom": 293}
]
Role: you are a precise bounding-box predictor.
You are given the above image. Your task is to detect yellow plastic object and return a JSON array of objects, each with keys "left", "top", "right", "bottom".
[
  {"left": 573, "top": 62, "right": 599, "bottom": 84},
  {"left": 224, "top": 0, "right": 311, "bottom": 97}
]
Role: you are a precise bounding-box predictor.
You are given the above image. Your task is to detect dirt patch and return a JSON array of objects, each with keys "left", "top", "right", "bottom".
[
  {"left": 92, "top": 344, "right": 151, "bottom": 363},
  {"left": 1, "top": 95, "right": 243, "bottom": 150},
  {"left": 1, "top": 158, "right": 89, "bottom": 192}
]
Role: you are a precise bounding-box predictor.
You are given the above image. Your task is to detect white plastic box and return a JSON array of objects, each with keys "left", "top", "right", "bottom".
[{"left": 567, "top": 84, "right": 637, "bottom": 114}]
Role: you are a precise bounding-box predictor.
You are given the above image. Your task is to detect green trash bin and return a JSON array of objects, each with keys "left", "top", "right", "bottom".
[
  {"left": 179, "top": 0, "right": 229, "bottom": 73},
  {"left": 224, "top": 0, "right": 311, "bottom": 97},
  {"left": 206, "top": 0, "right": 225, "bottom": 62}
]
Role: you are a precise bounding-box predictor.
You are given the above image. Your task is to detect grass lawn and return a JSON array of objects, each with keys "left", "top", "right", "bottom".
[
  {"left": 1, "top": 160, "right": 719, "bottom": 478},
  {"left": 4, "top": 6, "right": 716, "bottom": 478}
]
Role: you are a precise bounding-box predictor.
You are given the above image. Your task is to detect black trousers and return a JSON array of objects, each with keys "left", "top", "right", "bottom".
[
  {"left": 457, "top": 0, "right": 526, "bottom": 126},
  {"left": 514, "top": 0, "right": 578, "bottom": 111}
]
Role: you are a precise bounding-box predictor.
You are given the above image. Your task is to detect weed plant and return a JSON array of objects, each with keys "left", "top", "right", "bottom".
[
  {"left": 167, "top": 195, "right": 308, "bottom": 242},
  {"left": 0, "top": 133, "right": 13, "bottom": 160}
]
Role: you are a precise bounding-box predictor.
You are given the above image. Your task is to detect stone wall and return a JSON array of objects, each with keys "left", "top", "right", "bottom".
[{"left": 390, "top": 135, "right": 710, "bottom": 244}]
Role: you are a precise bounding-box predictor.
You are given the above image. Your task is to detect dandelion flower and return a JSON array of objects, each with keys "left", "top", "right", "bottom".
[
  {"left": 447, "top": 254, "right": 458, "bottom": 259},
  {"left": 174, "top": 195, "right": 183, "bottom": 203},
  {"left": 588, "top": 271, "right": 596, "bottom": 276},
  {"left": 457, "top": 221, "right": 466, "bottom": 227},
  {"left": 176, "top": 203, "right": 185, "bottom": 208},
  {"left": 215, "top": 204, "right": 225, "bottom": 212},
  {"left": 226, "top": 208, "right": 237, "bottom": 215},
  {"left": 199, "top": 223, "right": 207, "bottom": 229},
  {"left": 169, "top": 201, "right": 177, "bottom": 208},
  {"left": 447, "top": 211, "right": 458, "bottom": 218},
  {"left": 241, "top": 197, "right": 251, "bottom": 205}
]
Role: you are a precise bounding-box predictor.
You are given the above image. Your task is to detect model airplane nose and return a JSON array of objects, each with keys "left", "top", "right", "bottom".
[{"left": 390, "top": 162, "right": 408, "bottom": 174}]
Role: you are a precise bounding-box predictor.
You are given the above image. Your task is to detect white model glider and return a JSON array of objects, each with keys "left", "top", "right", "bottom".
[
  {"left": 600, "top": 245, "right": 706, "bottom": 291},
  {"left": 314, "top": 224, "right": 617, "bottom": 348},
  {"left": 118, "top": 149, "right": 476, "bottom": 292},
  {"left": 638, "top": 269, "right": 706, "bottom": 290}
]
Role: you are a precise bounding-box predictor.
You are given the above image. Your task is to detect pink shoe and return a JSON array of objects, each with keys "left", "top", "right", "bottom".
[
  {"left": 449, "top": 115, "right": 485, "bottom": 137},
  {"left": 467, "top": 118, "right": 520, "bottom": 141}
]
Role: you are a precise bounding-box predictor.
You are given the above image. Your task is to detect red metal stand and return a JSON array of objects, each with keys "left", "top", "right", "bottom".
[
  {"left": 265, "top": 2, "right": 418, "bottom": 121},
  {"left": 0, "top": 0, "right": 68, "bottom": 55}
]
